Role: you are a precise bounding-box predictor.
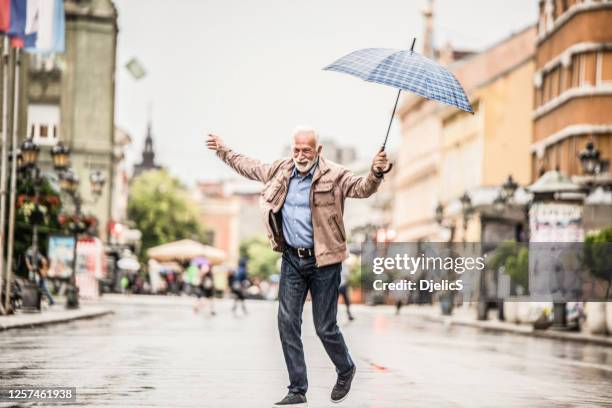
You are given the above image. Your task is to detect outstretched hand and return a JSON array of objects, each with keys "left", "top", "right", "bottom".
[
  {"left": 205, "top": 133, "right": 226, "bottom": 151},
  {"left": 371, "top": 148, "right": 389, "bottom": 174}
]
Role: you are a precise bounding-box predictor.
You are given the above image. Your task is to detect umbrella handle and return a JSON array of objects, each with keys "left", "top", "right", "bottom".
[
  {"left": 377, "top": 145, "right": 393, "bottom": 174},
  {"left": 381, "top": 162, "right": 393, "bottom": 174}
]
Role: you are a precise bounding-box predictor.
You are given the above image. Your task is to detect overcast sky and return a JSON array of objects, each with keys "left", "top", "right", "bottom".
[{"left": 113, "top": 0, "right": 538, "bottom": 186}]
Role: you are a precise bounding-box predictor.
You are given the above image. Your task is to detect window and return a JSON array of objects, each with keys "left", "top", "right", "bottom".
[
  {"left": 562, "top": 65, "right": 572, "bottom": 92},
  {"left": 27, "top": 104, "right": 60, "bottom": 146},
  {"left": 584, "top": 52, "right": 597, "bottom": 85},
  {"left": 550, "top": 68, "right": 560, "bottom": 99},
  {"left": 572, "top": 54, "right": 581, "bottom": 87},
  {"left": 543, "top": 73, "right": 551, "bottom": 102},
  {"left": 555, "top": 0, "right": 566, "bottom": 17},
  {"left": 601, "top": 51, "right": 612, "bottom": 83}
]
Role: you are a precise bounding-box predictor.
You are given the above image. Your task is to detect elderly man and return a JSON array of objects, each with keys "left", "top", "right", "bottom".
[{"left": 206, "top": 127, "right": 387, "bottom": 407}]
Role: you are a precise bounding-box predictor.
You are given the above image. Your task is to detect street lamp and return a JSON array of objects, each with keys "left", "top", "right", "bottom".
[
  {"left": 50, "top": 142, "right": 71, "bottom": 172},
  {"left": 501, "top": 175, "right": 518, "bottom": 201},
  {"left": 493, "top": 194, "right": 506, "bottom": 214},
  {"left": 59, "top": 170, "right": 79, "bottom": 194},
  {"left": 460, "top": 191, "right": 472, "bottom": 213},
  {"left": 459, "top": 192, "right": 473, "bottom": 243},
  {"left": 435, "top": 202, "right": 444, "bottom": 225},
  {"left": 20, "top": 138, "right": 39, "bottom": 168},
  {"left": 89, "top": 171, "right": 105, "bottom": 196},
  {"left": 578, "top": 141, "right": 601, "bottom": 175},
  {"left": 60, "top": 167, "right": 106, "bottom": 309}
]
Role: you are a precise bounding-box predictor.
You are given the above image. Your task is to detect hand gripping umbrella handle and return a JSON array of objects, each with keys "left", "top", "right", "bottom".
[{"left": 379, "top": 144, "right": 393, "bottom": 174}]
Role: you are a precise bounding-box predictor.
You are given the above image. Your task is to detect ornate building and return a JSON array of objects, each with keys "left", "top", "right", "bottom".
[
  {"left": 532, "top": 0, "right": 612, "bottom": 178},
  {"left": 21, "top": 0, "right": 118, "bottom": 240}
]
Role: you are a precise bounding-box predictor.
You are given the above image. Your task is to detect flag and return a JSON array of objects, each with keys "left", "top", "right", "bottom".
[
  {"left": 24, "top": 0, "right": 39, "bottom": 37},
  {"left": 7, "top": 0, "right": 26, "bottom": 48},
  {"left": 24, "top": 0, "right": 64, "bottom": 53},
  {"left": 0, "top": 0, "right": 10, "bottom": 33},
  {"left": 125, "top": 58, "right": 147, "bottom": 80}
]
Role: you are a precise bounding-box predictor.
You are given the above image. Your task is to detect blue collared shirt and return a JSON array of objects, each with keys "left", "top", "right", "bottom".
[{"left": 281, "top": 163, "right": 317, "bottom": 248}]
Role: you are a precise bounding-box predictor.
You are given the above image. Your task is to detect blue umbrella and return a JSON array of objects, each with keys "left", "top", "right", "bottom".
[{"left": 324, "top": 39, "right": 472, "bottom": 172}]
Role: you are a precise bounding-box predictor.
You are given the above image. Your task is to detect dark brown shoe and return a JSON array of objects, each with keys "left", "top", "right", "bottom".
[{"left": 331, "top": 365, "right": 356, "bottom": 403}]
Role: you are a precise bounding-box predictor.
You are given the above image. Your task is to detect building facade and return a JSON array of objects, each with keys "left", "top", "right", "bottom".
[
  {"left": 393, "top": 25, "right": 537, "bottom": 242},
  {"left": 532, "top": 0, "right": 612, "bottom": 178},
  {"left": 191, "top": 179, "right": 266, "bottom": 267},
  {"left": 21, "top": 0, "right": 118, "bottom": 240}
]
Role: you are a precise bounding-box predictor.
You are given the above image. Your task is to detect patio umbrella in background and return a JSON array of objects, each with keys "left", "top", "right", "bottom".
[
  {"left": 324, "top": 38, "right": 473, "bottom": 173},
  {"left": 147, "top": 239, "right": 226, "bottom": 265}
]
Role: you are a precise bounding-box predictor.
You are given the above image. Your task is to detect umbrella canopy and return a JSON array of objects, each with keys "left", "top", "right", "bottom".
[
  {"left": 117, "top": 257, "right": 141, "bottom": 272},
  {"left": 323, "top": 40, "right": 472, "bottom": 175},
  {"left": 324, "top": 47, "right": 473, "bottom": 114},
  {"left": 147, "top": 239, "right": 226, "bottom": 264},
  {"left": 191, "top": 256, "right": 210, "bottom": 267}
]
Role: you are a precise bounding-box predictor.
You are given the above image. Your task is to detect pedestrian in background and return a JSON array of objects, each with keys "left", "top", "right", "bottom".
[
  {"left": 230, "top": 258, "right": 249, "bottom": 315},
  {"left": 194, "top": 262, "right": 216, "bottom": 316},
  {"left": 338, "top": 261, "right": 354, "bottom": 321},
  {"left": 26, "top": 249, "right": 55, "bottom": 307}
]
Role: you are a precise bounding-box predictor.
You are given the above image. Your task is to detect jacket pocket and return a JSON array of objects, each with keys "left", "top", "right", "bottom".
[
  {"left": 263, "top": 181, "right": 283, "bottom": 204},
  {"left": 329, "top": 214, "right": 345, "bottom": 242},
  {"left": 313, "top": 182, "right": 335, "bottom": 206}
]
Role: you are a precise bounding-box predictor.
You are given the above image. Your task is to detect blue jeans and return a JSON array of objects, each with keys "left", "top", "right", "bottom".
[
  {"left": 37, "top": 276, "right": 55, "bottom": 305},
  {"left": 278, "top": 250, "right": 354, "bottom": 395}
]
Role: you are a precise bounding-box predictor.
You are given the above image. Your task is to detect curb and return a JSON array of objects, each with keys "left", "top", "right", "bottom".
[
  {"left": 0, "top": 308, "right": 114, "bottom": 332},
  {"left": 418, "top": 313, "right": 612, "bottom": 347}
]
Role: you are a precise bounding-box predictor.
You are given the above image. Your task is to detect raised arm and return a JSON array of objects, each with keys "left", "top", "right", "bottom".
[{"left": 206, "top": 133, "right": 274, "bottom": 183}]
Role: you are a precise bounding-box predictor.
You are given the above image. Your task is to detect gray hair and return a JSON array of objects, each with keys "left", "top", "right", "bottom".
[{"left": 291, "top": 125, "right": 320, "bottom": 147}]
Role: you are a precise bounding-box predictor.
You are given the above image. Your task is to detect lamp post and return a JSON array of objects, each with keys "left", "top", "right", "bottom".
[
  {"left": 14, "top": 139, "right": 74, "bottom": 311},
  {"left": 578, "top": 141, "right": 601, "bottom": 176},
  {"left": 18, "top": 139, "right": 44, "bottom": 311},
  {"left": 491, "top": 174, "right": 522, "bottom": 321},
  {"left": 19, "top": 140, "right": 42, "bottom": 280},
  {"left": 61, "top": 167, "right": 105, "bottom": 309},
  {"left": 434, "top": 202, "right": 457, "bottom": 315},
  {"left": 501, "top": 175, "right": 518, "bottom": 201},
  {"left": 435, "top": 202, "right": 454, "bottom": 241},
  {"left": 459, "top": 192, "right": 473, "bottom": 242}
]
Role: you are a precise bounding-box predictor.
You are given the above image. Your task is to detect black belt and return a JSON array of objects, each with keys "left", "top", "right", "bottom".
[{"left": 286, "top": 246, "right": 314, "bottom": 258}]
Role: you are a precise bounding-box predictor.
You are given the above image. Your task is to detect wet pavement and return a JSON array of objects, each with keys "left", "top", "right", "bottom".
[{"left": 0, "top": 296, "right": 611, "bottom": 407}]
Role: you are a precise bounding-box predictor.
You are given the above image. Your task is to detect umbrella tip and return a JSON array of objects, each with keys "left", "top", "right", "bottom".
[{"left": 410, "top": 38, "right": 416, "bottom": 52}]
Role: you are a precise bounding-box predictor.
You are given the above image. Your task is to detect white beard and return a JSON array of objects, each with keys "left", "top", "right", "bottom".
[{"left": 293, "top": 157, "right": 317, "bottom": 174}]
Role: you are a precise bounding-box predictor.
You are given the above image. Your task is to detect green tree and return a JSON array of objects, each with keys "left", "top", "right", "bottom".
[
  {"left": 488, "top": 241, "right": 529, "bottom": 292},
  {"left": 239, "top": 235, "right": 280, "bottom": 280},
  {"left": 128, "top": 170, "right": 207, "bottom": 258},
  {"left": 583, "top": 227, "right": 612, "bottom": 299}
]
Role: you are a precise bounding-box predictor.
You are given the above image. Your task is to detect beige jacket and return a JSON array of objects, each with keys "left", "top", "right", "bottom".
[{"left": 216, "top": 147, "right": 383, "bottom": 267}]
